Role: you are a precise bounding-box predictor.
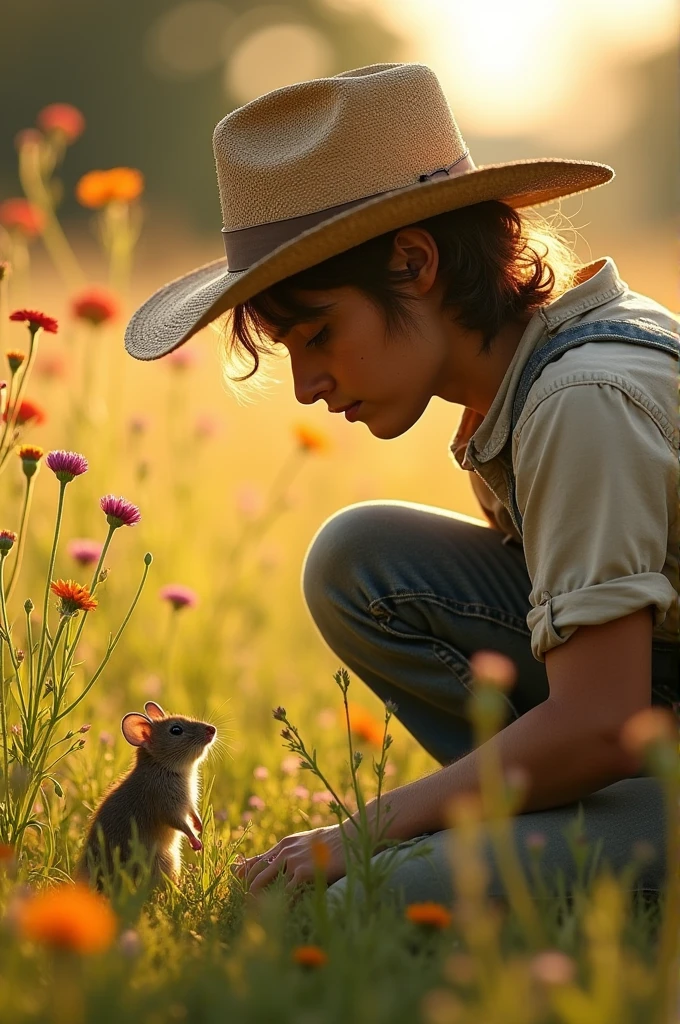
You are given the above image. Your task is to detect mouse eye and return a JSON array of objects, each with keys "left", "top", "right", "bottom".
[{"left": 169, "top": 724, "right": 183, "bottom": 736}]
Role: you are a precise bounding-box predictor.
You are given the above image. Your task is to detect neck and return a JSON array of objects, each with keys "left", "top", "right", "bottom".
[{"left": 436, "top": 313, "right": 532, "bottom": 416}]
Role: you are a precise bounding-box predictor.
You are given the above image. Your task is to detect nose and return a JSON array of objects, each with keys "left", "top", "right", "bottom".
[
  {"left": 205, "top": 725, "right": 216, "bottom": 740},
  {"left": 290, "top": 357, "right": 331, "bottom": 406}
]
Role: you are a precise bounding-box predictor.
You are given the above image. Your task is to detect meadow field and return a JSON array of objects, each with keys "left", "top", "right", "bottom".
[{"left": 0, "top": 106, "right": 678, "bottom": 1024}]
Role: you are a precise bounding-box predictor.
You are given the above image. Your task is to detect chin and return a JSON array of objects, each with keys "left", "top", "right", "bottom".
[{"left": 367, "top": 402, "right": 427, "bottom": 440}]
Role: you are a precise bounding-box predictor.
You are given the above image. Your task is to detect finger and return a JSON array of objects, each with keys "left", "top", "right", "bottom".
[
  {"left": 248, "top": 859, "right": 288, "bottom": 894},
  {"left": 246, "top": 853, "right": 283, "bottom": 886}
]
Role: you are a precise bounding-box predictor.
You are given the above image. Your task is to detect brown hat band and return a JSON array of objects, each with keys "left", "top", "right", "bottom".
[{"left": 221, "top": 152, "right": 476, "bottom": 272}]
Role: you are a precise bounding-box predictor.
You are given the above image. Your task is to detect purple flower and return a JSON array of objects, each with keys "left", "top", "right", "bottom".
[
  {"left": 67, "top": 538, "right": 104, "bottom": 566},
  {"left": 100, "top": 494, "right": 141, "bottom": 529},
  {"left": 45, "top": 450, "right": 88, "bottom": 484},
  {"left": 159, "top": 583, "right": 198, "bottom": 611}
]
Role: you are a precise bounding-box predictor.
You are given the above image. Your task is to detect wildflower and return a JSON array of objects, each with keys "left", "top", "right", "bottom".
[
  {"left": 619, "top": 707, "right": 678, "bottom": 756},
  {"left": 248, "top": 795, "right": 265, "bottom": 811},
  {"left": 100, "top": 494, "right": 141, "bottom": 529},
  {"left": 166, "top": 346, "right": 198, "bottom": 370},
  {"left": 0, "top": 199, "right": 46, "bottom": 238},
  {"left": 292, "top": 945, "right": 328, "bottom": 968},
  {"left": 281, "top": 754, "right": 300, "bottom": 775},
  {"left": 159, "top": 583, "right": 198, "bottom": 611},
  {"left": 525, "top": 832, "right": 547, "bottom": 852},
  {"left": 17, "top": 444, "right": 44, "bottom": 479},
  {"left": 14, "top": 881, "right": 117, "bottom": 954},
  {"left": 15, "top": 650, "right": 25, "bottom": 663},
  {"left": 71, "top": 287, "right": 119, "bottom": 327},
  {"left": 75, "top": 168, "right": 144, "bottom": 208},
  {"left": 272, "top": 706, "right": 287, "bottom": 722},
  {"left": 35, "top": 353, "right": 65, "bottom": 379},
  {"left": 6, "top": 350, "right": 25, "bottom": 373},
  {"left": 0, "top": 530, "right": 18, "bottom": 553},
  {"left": 310, "top": 836, "right": 331, "bottom": 871},
  {"left": 9, "top": 309, "right": 59, "bottom": 335},
  {"left": 14, "top": 129, "right": 42, "bottom": 151},
  {"left": 293, "top": 785, "right": 310, "bottom": 799},
  {"left": 469, "top": 650, "right": 517, "bottom": 692},
  {"left": 253, "top": 766, "right": 269, "bottom": 780},
  {"left": 45, "top": 450, "right": 88, "bottom": 483},
  {"left": 529, "top": 950, "right": 577, "bottom": 986},
  {"left": 405, "top": 902, "right": 453, "bottom": 929},
  {"left": 37, "top": 103, "right": 85, "bottom": 144},
  {"left": 67, "top": 538, "right": 103, "bottom": 566},
  {"left": 3, "top": 398, "right": 46, "bottom": 427},
  {"left": 311, "top": 790, "right": 333, "bottom": 805},
  {"left": 50, "top": 579, "right": 98, "bottom": 616},
  {"left": 348, "top": 702, "right": 384, "bottom": 746},
  {"left": 293, "top": 423, "right": 330, "bottom": 453},
  {"left": 0, "top": 844, "right": 15, "bottom": 866},
  {"left": 79, "top": 724, "right": 91, "bottom": 734}
]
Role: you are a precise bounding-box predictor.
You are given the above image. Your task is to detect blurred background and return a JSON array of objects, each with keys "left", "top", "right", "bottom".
[{"left": 0, "top": 0, "right": 678, "bottom": 757}]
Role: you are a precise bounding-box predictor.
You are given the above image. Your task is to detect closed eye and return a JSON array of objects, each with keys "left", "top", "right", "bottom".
[{"left": 305, "top": 326, "right": 330, "bottom": 349}]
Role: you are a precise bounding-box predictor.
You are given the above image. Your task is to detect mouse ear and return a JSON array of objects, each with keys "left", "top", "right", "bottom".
[
  {"left": 144, "top": 701, "right": 165, "bottom": 721},
  {"left": 121, "top": 713, "right": 153, "bottom": 747}
]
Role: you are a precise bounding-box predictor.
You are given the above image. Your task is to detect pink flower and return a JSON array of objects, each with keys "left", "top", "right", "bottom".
[
  {"left": 194, "top": 413, "right": 221, "bottom": 440},
  {"left": 100, "top": 495, "right": 141, "bottom": 529},
  {"left": 37, "top": 103, "right": 86, "bottom": 144},
  {"left": 280, "top": 755, "right": 301, "bottom": 775},
  {"left": 293, "top": 786, "right": 310, "bottom": 800},
  {"left": 248, "top": 795, "right": 265, "bottom": 812},
  {"left": 67, "top": 538, "right": 103, "bottom": 566},
  {"left": 312, "top": 790, "right": 333, "bottom": 805},
  {"left": 253, "top": 766, "right": 269, "bottom": 781},
  {"left": 45, "top": 450, "right": 88, "bottom": 484},
  {"left": 159, "top": 584, "right": 198, "bottom": 611}
]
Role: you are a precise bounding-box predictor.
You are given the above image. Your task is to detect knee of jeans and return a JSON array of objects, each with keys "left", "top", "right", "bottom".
[{"left": 301, "top": 502, "right": 386, "bottom": 619}]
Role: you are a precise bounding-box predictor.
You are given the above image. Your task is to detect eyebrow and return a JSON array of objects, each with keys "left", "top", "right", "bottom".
[{"left": 271, "top": 300, "right": 337, "bottom": 342}]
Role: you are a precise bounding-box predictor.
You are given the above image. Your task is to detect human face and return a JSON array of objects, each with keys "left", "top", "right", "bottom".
[{"left": 271, "top": 284, "right": 450, "bottom": 441}]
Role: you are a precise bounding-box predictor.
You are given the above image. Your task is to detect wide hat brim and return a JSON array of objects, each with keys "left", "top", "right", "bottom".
[{"left": 124, "top": 157, "right": 613, "bottom": 361}]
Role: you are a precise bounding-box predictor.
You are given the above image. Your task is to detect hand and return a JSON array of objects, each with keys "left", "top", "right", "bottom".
[{"left": 236, "top": 825, "right": 348, "bottom": 895}]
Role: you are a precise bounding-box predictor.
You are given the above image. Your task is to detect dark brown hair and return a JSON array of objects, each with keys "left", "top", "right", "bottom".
[{"left": 217, "top": 200, "right": 581, "bottom": 392}]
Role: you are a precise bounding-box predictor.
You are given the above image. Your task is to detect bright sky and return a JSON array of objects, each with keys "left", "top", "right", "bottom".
[{"left": 330, "top": 0, "right": 678, "bottom": 144}]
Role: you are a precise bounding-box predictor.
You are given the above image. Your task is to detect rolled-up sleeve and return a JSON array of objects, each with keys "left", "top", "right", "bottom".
[{"left": 514, "top": 381, "right": 678, "bottom": 662}]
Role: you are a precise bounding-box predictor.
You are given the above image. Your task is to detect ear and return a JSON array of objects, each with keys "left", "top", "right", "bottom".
[
  {"left": 144, "top": 701, "right": 166, "bottom": 720},
  {"left": 387, "top": 227, "right": 439, "bottom": 295},
  {"left": 121, "top": 713, "right": 153, "bottom": 747}
]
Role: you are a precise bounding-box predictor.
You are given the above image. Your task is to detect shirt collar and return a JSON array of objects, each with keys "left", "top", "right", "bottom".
[{"left": 450, "top": 256, "right": 627, "bottom": 468}]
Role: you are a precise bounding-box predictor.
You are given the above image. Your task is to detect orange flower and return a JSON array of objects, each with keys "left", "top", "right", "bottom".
[
  {"left": 0, "top": 843, "right": 15, "bottom": 865},
  {"left": 292, "top": 945, "right": 328, "bottom": 968},
  {"left": 619, "top": 707, "right": 678, "bottom": 757},
  {"left": 469, "top": 650, "right": 517, "bottom": 692},
  {"left": 348, "top": 702, "right": 384, "bottom": 746},
  {"left": 75, "top": 168, "right": 144, "bottom": 208},
  {"left": 50, "top": 579, "right": 98, "bottom": 615},
  {"left": 15, "top": 882, "right": 117, "bottom": 954},
  {"left": 6, "top": 349, "right": 25, "bottom": 372},
  {"left": 310, "top": 836, "right": 331, "bottom": 871},
  {"left": 0, "top": 198, "right": 46, "bottom": 238},
  {"left": 405, "top": 902, "right": 453, "bottom": 929},
  {"left": 17, "top": 444, "right": 44, "bottom": 462},
  {"left": 293, "top": 423, "right": 330, "bottom": 454},
  {"left": 37, "top": 103, "right": 86, "bottom": 144}
]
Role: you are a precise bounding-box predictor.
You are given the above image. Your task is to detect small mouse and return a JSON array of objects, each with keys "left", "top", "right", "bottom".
[{"left": 76, "top": 701, "right": 216, "bottom": 889}]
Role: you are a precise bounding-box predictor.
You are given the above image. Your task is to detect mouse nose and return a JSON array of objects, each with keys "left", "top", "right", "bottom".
[{"left": 205, "top": 725, "right": 216, "bottom": 740}]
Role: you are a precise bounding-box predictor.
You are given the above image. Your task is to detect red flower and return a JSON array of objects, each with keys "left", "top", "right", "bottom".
[
  {"left": 71, "top": 288, "right": 118, "bottom": 326},
  {"left": 37, "top": 103, "right": 85, "bottom": 144},
  {"left": 3, "top": 398, "right": 47, "bottom": 426},
  {"left": 0, "top": 199, "right": 46, "bottom": 238},
  {"left": 9, "top": 310, "right": 58, "bottom": 334}
]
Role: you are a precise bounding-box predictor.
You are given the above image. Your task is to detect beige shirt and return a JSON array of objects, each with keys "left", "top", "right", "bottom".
[{"left": 449, "top": 256, "right": 680, "bottom": 662}]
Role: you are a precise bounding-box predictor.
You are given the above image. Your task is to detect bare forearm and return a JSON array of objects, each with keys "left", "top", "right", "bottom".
[{"left": 359, "top": 698, "right": 636, "bottom": 841}]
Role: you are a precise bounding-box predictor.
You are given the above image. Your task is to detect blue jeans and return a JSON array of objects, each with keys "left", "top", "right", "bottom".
[{"left": 300, "top": 501, "right": 678, "bottom": 904}]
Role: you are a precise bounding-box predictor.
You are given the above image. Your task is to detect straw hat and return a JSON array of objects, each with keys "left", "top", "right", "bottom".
[{"left": 124, "top": 62, "right": 614, "bottom": 362}]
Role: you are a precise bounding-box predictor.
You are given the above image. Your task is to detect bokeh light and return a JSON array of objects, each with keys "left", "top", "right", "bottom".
[
  {"left": 145, "top": 1, "right": 234, "bottom": 79},
  {"left": 224, "top": 17, "right": 333, "bottom": 105}
]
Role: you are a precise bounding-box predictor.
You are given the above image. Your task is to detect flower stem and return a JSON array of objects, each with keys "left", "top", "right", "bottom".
[
  {"left": 36, "top": 480, "right": 67, "bottom": 686},
  {"left": 5, "top": 473, "right": 36, "bottom": 602}
]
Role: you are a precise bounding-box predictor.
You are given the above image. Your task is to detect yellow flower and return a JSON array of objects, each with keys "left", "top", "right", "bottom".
[
  {"left": 15, "top": 882, "right": 117, "bottom": 953},
  {"left": 292, "top": 945, "right": 328, "bottom": 967},
  {"left": 75, "top": 168, "right": 144, "bottom": 208},
  {"left": 405, "top": 902, "right": 453, "bottom": 929},
  {"left": 293, "top": 423, "right": 330, "bottom": 454}
]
